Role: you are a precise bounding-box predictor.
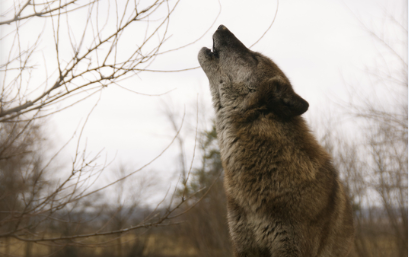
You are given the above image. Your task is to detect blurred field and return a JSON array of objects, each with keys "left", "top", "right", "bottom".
[
  {"left": 0, "top": 233, "right": 199, "bottom": 257},
  {"left": 0, "top": 221, "right": 404, "bottom": 257}
]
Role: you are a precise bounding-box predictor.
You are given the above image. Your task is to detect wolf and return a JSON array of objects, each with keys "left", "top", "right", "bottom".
[{"left": 197, "top": 25, "right": 354, "bottom": 257}]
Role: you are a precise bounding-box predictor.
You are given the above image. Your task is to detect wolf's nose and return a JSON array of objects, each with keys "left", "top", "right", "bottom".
[{"left": 218, "top": 25, "right": 227, "bottom": 31}]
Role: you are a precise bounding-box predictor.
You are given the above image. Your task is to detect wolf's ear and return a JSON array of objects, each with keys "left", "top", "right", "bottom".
[{"left": 259, "top": 77, "right": 309, "bottom": 118}]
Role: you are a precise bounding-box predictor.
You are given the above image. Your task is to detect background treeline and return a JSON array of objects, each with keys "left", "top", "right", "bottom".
[{"left": 1, "top": 115, "right": 407, "bottom": 256}]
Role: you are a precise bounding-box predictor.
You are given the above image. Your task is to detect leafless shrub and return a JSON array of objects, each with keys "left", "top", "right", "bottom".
[
  {"left": 0, "top": 0, "right": 222, "bottom": 255},
  {"left": 318, "top": 3, "right": 407, "bottom": 256}
]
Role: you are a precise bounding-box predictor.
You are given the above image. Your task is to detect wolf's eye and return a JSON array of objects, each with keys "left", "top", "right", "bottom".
[{"left": 219, "top": 80, "right": 223, "bottom": 84}]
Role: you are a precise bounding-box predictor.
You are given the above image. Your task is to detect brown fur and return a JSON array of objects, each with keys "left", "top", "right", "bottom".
[{"left": 198, "top": 25, "right": 354, "bottom": 257}]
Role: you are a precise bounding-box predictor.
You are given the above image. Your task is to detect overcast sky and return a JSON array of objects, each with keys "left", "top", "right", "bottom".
[{"left": 1, "top": 0, "right": 406, "bottom": 204}]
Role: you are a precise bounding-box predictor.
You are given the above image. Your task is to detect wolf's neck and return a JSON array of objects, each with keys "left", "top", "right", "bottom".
[{"left": 215, "top": 112, "right": 329, "bottom": 181}]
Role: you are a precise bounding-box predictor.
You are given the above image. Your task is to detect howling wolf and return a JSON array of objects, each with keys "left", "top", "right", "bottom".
[{"left": 198, "top": 25, "right": 354, "bottom": 257}]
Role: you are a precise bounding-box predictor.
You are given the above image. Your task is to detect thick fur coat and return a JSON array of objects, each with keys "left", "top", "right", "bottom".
[{"left": 198, "top": 25, "right": 354, "bottom": 257}]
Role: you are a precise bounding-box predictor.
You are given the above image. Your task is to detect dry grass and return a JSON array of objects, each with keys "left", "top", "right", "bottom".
[
  {"left": 0, "top": 233, "right": 199, "bottom": 257},
  {"left": 350, "top": 235, "right": 400, "bottom": 257},
  {"left": 1, "top": 226, "right": 403, "bottom": 257}
]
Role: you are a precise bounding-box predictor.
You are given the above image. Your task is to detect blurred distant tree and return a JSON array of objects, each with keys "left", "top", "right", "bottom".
[
  {"left": 186, "top": 123, "right": 222, "bottom": 198},
  {"left": 347, "top": 8, "right": 407, "bottom": 257},
  {"left": 0, "top": 120, "right": 46, "bottom": 256},
  {"left": 320, "top": 3, "right": 407, "bottom": 256},
  {"left": 174, "top": 122, "right": 231, "bottom": 257}
]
